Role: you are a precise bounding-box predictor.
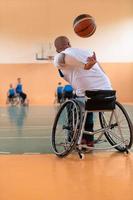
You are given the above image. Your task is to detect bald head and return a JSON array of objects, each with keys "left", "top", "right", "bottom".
[{"left": 54, "top": 36, "right": 71, "bottom": 53}]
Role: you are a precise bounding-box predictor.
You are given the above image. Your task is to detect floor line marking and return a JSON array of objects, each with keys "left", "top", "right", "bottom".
[
  {"left": 0, "top": 136, "right": 51, "bottom": 139},
  {"left": 23, "top": 152, "right": 41, "bottom": 155},
  {"left": 0, "top": 151, "right": 11, "bottom": 154}
]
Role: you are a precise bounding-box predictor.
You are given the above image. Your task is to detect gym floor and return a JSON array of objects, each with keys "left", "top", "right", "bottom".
[
  {"left": 0, "top": 105, "right": 57, "bottom": 154},
  {"left": 0, "top": 104, "right": 133, "bottom": 200},
  {"left": 0, "top": 104, "right": 132, "bottom": 154}
]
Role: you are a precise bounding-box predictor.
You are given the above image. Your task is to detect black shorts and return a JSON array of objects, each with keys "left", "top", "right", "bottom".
[
  {"left": 63, "top": 91, "right": 73, "bottom": 99},
  {"left": 57, "top": 93, "right": 62, "bottom": 103},
  {"left": 8, "top": 94, "right": 15, "bottom": 99}
]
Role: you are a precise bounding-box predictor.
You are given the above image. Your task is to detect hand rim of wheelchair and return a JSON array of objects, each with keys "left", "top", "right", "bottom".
[
  {"left": 52, "top": 99, "right": 83, "bottom": 157},
  {"left": 7, "top": 94, "right": 29, "bottom": 106}
]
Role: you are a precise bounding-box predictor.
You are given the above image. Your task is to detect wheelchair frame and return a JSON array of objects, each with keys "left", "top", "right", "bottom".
[{"left": 52, "top": 96, "right": 133, "bottom": 159}]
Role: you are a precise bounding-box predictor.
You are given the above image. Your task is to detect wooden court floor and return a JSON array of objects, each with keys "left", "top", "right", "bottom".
[
  {"left": 0, "top": 105, "right": 132, "bottom": 154},
  {"left": 0, "top": 152, "right": 133, "bottom": 200}
]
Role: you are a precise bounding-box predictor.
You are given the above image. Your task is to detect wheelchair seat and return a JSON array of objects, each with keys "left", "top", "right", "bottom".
[{"left": 85, "top": 90, "right": 116, "bottom": 111}]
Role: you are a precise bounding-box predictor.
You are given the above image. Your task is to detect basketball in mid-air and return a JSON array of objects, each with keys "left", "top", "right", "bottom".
[{"left": 73, "top": 14, "right": 96, "bottom": 38}]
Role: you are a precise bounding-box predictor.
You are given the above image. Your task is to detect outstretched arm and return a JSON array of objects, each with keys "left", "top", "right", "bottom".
[{"left": 54, "top": 52, "right": 97, "bottom": 70}]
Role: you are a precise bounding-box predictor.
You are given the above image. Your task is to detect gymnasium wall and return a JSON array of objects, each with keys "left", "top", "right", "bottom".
[
  {"left": 0, "top": 0, "right": 133, "bottom": 105},
  {"left": 0, "top": 63, "right": 132, "bottom": 105}
]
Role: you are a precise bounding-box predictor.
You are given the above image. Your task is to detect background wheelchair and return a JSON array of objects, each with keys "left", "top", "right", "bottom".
[
  {"left": 52, "top": 90, "right": 133, "bottom": 159},
  {"left": 7, "top": 94, "right": 29, "bottom": 106},
  {"left": 6, "top": 94, "right": 20, "bottom": 106}
]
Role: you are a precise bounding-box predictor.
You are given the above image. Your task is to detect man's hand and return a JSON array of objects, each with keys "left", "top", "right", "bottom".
[{"left": 84, "top": 52, "right": 97, "bottom": 70}]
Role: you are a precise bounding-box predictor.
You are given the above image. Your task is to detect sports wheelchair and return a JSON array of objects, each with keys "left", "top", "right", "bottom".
[
  {"left": 7, "top": 94, "right": 29, "bottom": 106},
  {"left": 52, "top": 90, "right": 133, "bottom": 159}
]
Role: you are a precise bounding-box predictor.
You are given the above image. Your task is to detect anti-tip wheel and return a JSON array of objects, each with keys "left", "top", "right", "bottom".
[{"left": 79, "top": 153, "right": 85, "bottom": 159}]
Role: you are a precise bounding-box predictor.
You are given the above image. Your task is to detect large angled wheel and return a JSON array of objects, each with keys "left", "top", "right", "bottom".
[
  {"left": 52, "top": 100, "right": 82, "bottom": 157},
  {"left": 99, "top": 101, "right": 133, "bottom": 152}
]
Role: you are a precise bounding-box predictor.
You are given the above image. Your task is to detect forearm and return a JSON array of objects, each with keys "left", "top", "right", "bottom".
[
  {"left": 55, "top": 53, "right": 96, "bottom": 70},
  {"left": 84, "top": 59, "right": 96, "bottom": 70},
  {"left": 55, "top": 53, "right": 83, "bottom": 68}
]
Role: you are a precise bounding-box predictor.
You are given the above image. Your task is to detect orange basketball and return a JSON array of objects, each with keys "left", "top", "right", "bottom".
[{"left": 73, "top": 14, "right": 96, "bottom": 38}]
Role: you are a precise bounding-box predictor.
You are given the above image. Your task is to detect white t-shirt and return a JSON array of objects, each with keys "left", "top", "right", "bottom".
[{"left": 54, "top": 47, "right": 112, "bottom": 97}]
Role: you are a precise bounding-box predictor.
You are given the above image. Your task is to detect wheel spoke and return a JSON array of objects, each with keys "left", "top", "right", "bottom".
[{"left": 99, "top": 102, "right": 133, "bottom": 151}]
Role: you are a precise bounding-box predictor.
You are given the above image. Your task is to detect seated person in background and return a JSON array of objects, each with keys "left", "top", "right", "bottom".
[
  {"left": 16, "top": 78, "right": 27, "bottom": 105},
  {"left": 55, "top": 82, "right": 63, "bottom": 103},
  {"left": 6, "top": 83, "right": 16, "bottom": 104},
  {"left": 62, "top": 84, "right": 74, "bottom": 100}
]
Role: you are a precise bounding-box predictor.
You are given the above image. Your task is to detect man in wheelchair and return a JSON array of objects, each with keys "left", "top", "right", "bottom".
[
  {"left": 54, "top": 36, "right": 112, "bottom": 147},
  {"left": 6, "top": 83, "right": 26, "bottom": 106},
  {"left": 7, "top": 78, "right": 29, "bottom": 106},
  {"left": 6, "top": 83, "right": 16, "bottom": 105},
  {"left": 15, "top": 78, "right": 27, "bottom": 105},
  {"left": 62, "top": 84, "right": 74, "bottom": 101}
]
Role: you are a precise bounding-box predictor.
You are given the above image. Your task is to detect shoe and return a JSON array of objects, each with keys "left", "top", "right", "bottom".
[
  {"left": 81, "top": 138, "right": 87, "bottom": 145},
  {"left": 81, "top": 139, "right": 94, "bottom": 153},
  {"left": 86, "top": 141, "right": 94, "bottom": 147},
  {"left": 81, "top": 139, "right": 94, "bottom": 147}
]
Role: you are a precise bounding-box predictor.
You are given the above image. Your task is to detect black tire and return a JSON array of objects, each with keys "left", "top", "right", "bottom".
[
  {"left": 99, "top": 101, "right": 133, "bottom": 152},
  {"left": 52, "top": 100, "right": 82, "bottom": 157}
]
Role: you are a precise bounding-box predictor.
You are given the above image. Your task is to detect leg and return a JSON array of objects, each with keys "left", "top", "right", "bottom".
[
  {"left": 83, "top": 112, "right": 94, "bottom": 144},
  {"left": 57, "top": 94, "right": 62, "bottom": 103},
  {"left": 76, "top": 97, "right": 94, "bottom": 146},
  {"left": 20, "top": 92, "right": 27, "bottom": 104},
  {"left": 7, "top": 95, "right": 15, "bottom": 105}
]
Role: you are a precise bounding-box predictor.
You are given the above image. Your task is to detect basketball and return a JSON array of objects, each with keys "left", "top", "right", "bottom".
[{"left": 73, "top": 14, "right": 96, "bottom": 38}]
